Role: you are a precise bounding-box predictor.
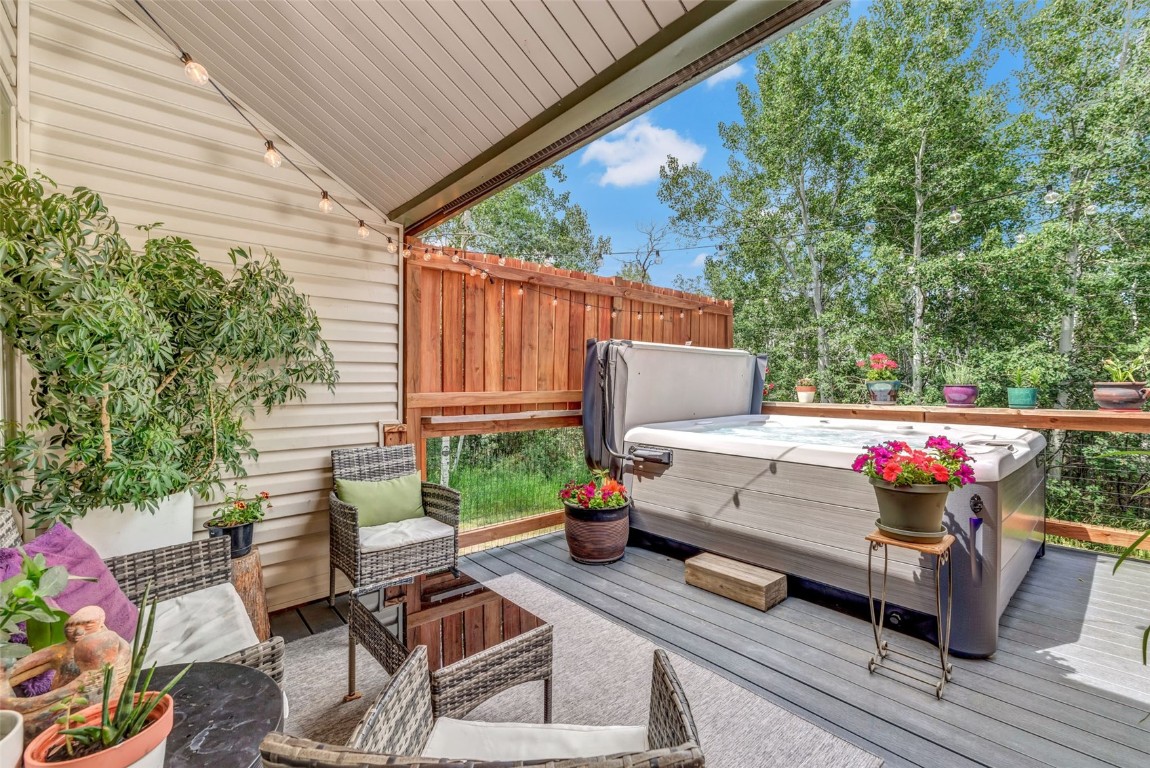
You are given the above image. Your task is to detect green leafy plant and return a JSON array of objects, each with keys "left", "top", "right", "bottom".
[
  {"left": 0, "top": 551, "right": 71, "bottom": 663},
  {"left": 558, "top": 470, "right": 628, "bottom": 509},
  {"left": 1100, "top": 354, "right": 1147, "bottom": 383},
  {"left": 206, "top": 485, "right": 271, "bottom": 528},
  {"left": 796, "top": 377, "right": 816, "bottom": 387},
  {"left": 940, "top": 361, "right": 978, "bottom": 386},
  {"left": 47, "top": 587, "right": 189, "bottom": 761},
  {"left": 0, "top": 163, "right": 338, "bottom": 527},
  {"left": 1009, "top": 367, "right": 1041, "bottom": 388}
]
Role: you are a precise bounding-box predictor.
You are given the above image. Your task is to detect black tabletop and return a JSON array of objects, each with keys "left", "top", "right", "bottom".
[{"left": 150, "top": 661, "right": 283, "bottom": 768}]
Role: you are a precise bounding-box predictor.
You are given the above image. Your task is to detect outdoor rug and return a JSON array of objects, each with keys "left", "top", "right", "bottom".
[{"left": 282, "top": 573, "right": 884, "bottom": 768}]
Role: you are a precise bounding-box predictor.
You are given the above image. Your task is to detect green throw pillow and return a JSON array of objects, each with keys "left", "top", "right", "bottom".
[{"left": 336, "top": 474, "right": 425, "bottom": 527}]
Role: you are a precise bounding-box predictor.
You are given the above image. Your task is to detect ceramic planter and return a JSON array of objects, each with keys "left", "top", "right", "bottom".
[
  {"left": 1092, "top": 382, "right": 1148, "bottom": 411},
  {"left": 942, "top": 384, "right": 979, "bottom": 407},
  {"left": 563, "top": 502, "right": 629, "bottom": 564},
  {"left": 69, "top": 491, "right": 194, "bottom": 558},
  {"left": 796, "top": 385, "right": 817, "bottom": 404},
  {"left": 869, "top": 479, "right": 949, "bottom": 543},
  {"left": 1006, "top": 386, "right": 1038, "bottom": 409},
  {"left": 0, "top": 711, "right": 22, "bottom": 768},
  {"left": 205, "top": 520, "right": 255, "bottom": 558},
  {"left": 865, "top": 380, "right": 901, "bottom": 405},
  {"left": 24, "top": 694, "right": 173, "bottom": 768}
]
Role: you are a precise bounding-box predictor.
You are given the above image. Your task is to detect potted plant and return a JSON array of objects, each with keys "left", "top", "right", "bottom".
[
  {"left": 795, "top": 377, "right": 817, "bottom": 404},
  {"left": 0, "top": 164, "right": 337, "bottom": 552},
  {"left": 851, "top": 436, "right": 976, "bottom": 542},
  {"left": 23, "top": 590, "right": 188, "bottom": 768},
  {"left": 1093, "top": 355, "right": 1149, "bottom": 411},
  {"left": 204, "top": 486, "right": 270, "bottom": 559},
  {"left": 1007, "top": 368, "right": 1040, "bottom": 409},
  {"left": 940, "top": 361, "right": 979, "bottom": 408},
  {"left": 558, "top": 471, "right": 629, "bottom": 564},
  {"left": 857, "top": 353, "right": 901, "bottom": 405}
]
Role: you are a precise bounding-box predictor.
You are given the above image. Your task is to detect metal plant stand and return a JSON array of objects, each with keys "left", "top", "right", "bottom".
[{"left": 865, "top": 530, "right": 955, "bottom": 699}]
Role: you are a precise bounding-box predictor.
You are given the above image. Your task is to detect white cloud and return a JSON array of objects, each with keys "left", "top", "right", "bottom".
[
  {"left": 580, "top": 116, "right": 705, "bottom": 188},
  {"left": 691, "top": 253, "right": 709, "bottom": 268},
  {"left": 704, "top": 62, "right": 745, "bottom": 89}
]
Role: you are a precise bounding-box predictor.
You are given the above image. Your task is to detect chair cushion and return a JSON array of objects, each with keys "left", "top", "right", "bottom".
[
  {"left": 0, "top": 523, "right": 139, "bottom": 641},
  {"left": 336, "top": 474, "right": 425, "bottom": 527},
  {"left": 145, "top": 582, "right": 260, "bottom": 667},
  {"left": 421, "top": 719, "right": 649, "bottom": 762},
  {"left": 359, "top": 516, "right": 453, "bottom": 554}
]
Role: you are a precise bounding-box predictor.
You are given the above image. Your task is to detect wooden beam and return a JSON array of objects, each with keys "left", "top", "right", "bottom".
[
  {"left": 1045, "top": 520, "right": 1150, "bottom": 551},
  {"left": 761, "top": 403, "right": 1150, "bottom": 433},
  {"left": 422, "top": 410, "right": 582, "bottom": 438},
  {"left": 459, "top": 511, "right": 565, "bottom": 549},
  {"left": 409, "top": 390, "right": 582, "bottom": 408}
]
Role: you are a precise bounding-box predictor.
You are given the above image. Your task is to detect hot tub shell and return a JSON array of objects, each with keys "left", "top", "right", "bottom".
[{"left": 584, "top": 340, "right": 1046, "bottom": 657}]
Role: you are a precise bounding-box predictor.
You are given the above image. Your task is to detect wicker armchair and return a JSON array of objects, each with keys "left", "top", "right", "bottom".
[
  {"left": 328, "top": 445, "right": 459, "bottom": 604},
  {"left": 260, "top": 646, "right": 703, "bottom": 768},
  {"left": 0, "top": 509, "right": 284, "bottom": 684}
]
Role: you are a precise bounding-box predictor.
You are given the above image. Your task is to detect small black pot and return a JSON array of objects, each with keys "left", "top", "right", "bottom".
[{"left": 205, "top": 521, "right": 255, "bottom": 558}]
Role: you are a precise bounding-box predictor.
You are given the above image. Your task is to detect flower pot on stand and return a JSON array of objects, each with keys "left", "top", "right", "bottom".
[
  {"left": 869, "top": 480, "right": 949, "bottom": 543},
  {"left": 1092, "top": 382, "right": 1148, "bottom": 411},
  {"left": 24, "top": 694, "right": 173, "bottom": 768},
  {"left": 205, "top": 520, "right": 255, "bottom": 558},
  {"left": 942, "top": 385, "right": 979, "bottom": 407},
  {"left": 0, "top": 711, "right": 22, "bottom": 768},
  {"left": 1006, "top": 386, "right": 1038, "bottom": 409},
  {"left": 563, "top": 503, "right": 629, "bottom": 564},
  {"left": 796, "top": 385, "right": 817, "bottom": 404},
  {"left": 865, "top": 380, "right": 901, "bottom": 405}
]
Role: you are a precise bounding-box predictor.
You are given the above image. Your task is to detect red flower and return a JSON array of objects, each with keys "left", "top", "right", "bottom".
[
  {"left": 881, "top": 461, "right": 903, "bottom": 483},
  {"left": 259, "top": 491, "right": 270, "bottom": 499}
]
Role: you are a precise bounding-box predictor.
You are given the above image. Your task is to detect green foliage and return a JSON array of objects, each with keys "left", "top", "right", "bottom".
[
  {"left": 1101, "top": 353, "right": 1147, "bottom": 383},
  {"left": 939, "top": 360, "right": 978, "bottom": 386},
  {"left": 206, "top": 485, "right": 270, "bottom": 527},
  {"left": 0, "top": 550, "right": 70, "bottom": 662},
  {"left": 0, "top": 164, "right": 338, "bottom": 526}
]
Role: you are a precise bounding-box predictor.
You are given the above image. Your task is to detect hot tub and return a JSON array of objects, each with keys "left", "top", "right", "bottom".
[{"left": 583, "top": 340, "right": 1046, "bottom": 657}]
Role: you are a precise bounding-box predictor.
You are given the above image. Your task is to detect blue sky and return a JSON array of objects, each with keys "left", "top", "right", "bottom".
[{"left": 553, "top": 0, "right": 1020, "bottom": 288}]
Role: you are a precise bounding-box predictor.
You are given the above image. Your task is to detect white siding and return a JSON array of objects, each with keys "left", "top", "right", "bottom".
[
  {"left": 0, "top": 0, "right": 13, "bottom": 93},
  {"left": 25, "top": 0, "right": 401, "bottom": 610}
]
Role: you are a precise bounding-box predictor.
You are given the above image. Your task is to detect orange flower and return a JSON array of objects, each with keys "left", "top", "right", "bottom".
[
  {"left": 234, "top": 501, "right": 247, "bottom": 510},
  {"left": 259, "top": 491, "right": 270, "bottom": 499}
]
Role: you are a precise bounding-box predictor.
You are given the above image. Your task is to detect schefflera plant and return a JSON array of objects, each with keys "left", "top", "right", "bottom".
[{"left": 0, "top": 162, "right": 338, "bottom": 527}]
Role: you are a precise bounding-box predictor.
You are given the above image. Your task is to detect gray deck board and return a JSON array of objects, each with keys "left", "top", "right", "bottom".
[{"left": 465, "top": 537, "right": 1150, "bottom": 768}]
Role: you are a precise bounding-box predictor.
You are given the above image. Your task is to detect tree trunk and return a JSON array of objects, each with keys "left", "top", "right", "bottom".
[
  {"left": 795, "top": 174, "right": 831, "bottom": 400},
  {"left": 911, "top": 130, "right": 927, "bottom": 399}
]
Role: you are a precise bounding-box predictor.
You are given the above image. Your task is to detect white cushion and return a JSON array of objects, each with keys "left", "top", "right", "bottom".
[
  {"left": 145, "top": 582, "right": 261, "bottom": 667},
  {"left": 421, "top": 718, "right": 649, "bottom": 762},
  {"left": 359, "top": 516, "right": 453, "bottom": 554}
]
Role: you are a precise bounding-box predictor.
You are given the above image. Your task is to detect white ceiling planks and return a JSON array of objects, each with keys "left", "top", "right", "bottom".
[{"left": 119, "top": 0, "right": 832, "bottom": 232}]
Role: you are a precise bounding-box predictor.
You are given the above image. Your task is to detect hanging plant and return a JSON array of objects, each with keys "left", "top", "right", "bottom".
[{"left": 0, "top": 163, "right": 338, "bottom": 527}]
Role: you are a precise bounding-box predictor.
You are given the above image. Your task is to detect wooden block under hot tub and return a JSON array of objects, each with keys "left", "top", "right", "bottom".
[{"left": 685, "top": 552, "right": 786, "bottom": 611}]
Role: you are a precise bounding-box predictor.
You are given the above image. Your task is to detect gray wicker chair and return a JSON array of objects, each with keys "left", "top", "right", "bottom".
[
  {"left": 0, "top": 509, "right": 284, "bottom": 684},
  {"left": 328, "top": 445, "right": 460, "bottom": 604},
  {"left": 260, "top": 645, "right": 704, "bottom": 768}
]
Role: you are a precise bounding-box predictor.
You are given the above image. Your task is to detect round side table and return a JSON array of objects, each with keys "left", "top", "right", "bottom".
[{"left": 150, "top": 661, "right": 283, "bottom": 768}]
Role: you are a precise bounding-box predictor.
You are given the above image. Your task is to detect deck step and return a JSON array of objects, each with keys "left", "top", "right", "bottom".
[{"left": 685, "top": 552, "right": 787, "bottom": 611}]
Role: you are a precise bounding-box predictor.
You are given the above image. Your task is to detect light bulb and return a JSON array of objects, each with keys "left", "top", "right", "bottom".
[
  {"left": 679, "top": 311, "right": 685, "bottom": 319},
  {"left": 1084, "top": 202, "right": 1098, "bottom": 216},
  {"left": 698, "top": 308, "right": 704, "bottom": 315},
  {"left": 637, "top": 312, "right": 643, "bottom": 320},
  {"left": 785, "top": 239, "right": 797, "bottom": 252},
  {"left": 387, "top": 240, "right": 398, "bottom": 254},
  {"left": 469, "top": 267, "right": 477, "bottom": 277},
  {"left": 1015, "top": 233, "right": 1027, "bottom": 244},
  {"left": 552, "top": 297, "right": 558, "bottom": 307},
  {"left": 611, "top": 310, "right": 618, "bottom": 319},
  {"left": 451, "top": 253, "right": 460, "bottom": 263},
  {"left": 497, "top": 256, "right": 506, "bottom": 266},
  {"left": 481, "top": 271, "right": 489, "bottom": 280},
  {"left": 864, "top": 221, "right": 876, "bottom": 235},
  {"left": 318, "top": 191, "right": 334, "bottom": 213},
  {"left": 585, "top": 304, "right": 592, "bottom": 312},
  {"left": 422, "top": 250, "right": 431, "bottom": 261},
  {"left": 659, "top": 312, "right": 665, "bottom": 321},
  {"left": 1043, "top": 186, "right": 1060, "bottom": 205},
  {"left": 402, "top": 247, "right": 412, "bottom": 258},
  {"left": 182, "top": 54, "right": 209, "bottom": 86},
  {"left": 948, "top": 206, "right": 962, "bottom": 225},
  {"left": 357, "top": 220, "right": 369, "bottom": 239},
  {"left": 263, "top": 141, "right": 282, "bottom": 168}
]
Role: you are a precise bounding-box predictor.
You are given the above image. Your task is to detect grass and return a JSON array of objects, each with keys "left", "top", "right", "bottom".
[{"left": 436, "top": 465, "right": 574, "bottom": 530}]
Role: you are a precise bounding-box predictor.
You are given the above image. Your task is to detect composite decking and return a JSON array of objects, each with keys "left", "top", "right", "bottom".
[{"left": 462, "top": 535, "right": 1150, "bottom": 768}]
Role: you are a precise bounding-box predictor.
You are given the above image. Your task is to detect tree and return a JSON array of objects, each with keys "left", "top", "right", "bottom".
[
  {"left": 424, "top": 166, "right": 610, "bottom": 273},
  {"left": 615, "top": 222, "right": 668, "bottom": 283}
]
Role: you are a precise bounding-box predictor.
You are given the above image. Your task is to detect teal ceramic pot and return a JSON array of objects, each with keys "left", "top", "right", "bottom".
[
  {"left": 865, "top": 380, "right": 901, "bottom": 405},
  {"left": 1006, "top": 386, "right": 1038, "bottom": 409}
]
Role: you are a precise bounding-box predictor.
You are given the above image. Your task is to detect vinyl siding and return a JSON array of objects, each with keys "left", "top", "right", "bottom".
[
  {"left": 24, "top": 0, "right": 402, "bottom": 610},
  {"left": 0, "top": 0, "right": 13, "bottom": 93}
]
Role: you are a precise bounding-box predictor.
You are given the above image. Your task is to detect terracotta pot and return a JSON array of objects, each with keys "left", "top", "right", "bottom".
[
  {"left": 563, "top": 502, "right": 629, "bottom": 564},
  {"left": 942, "top": 384, "right": 979, "bottom": 407},
  {"left": 24, "top": 694, "right": 173, "bottom": 768},
  {"left": 865, "top": 380, "right": 900, "bottom": 405},
  {"left": 1092, "top": 382, "right": 1149, "bottom": 411},
  {"left": 870, "top": 479, "right": 949, "bottom": 543},
  {"left": 205, "top": 520, "right": 255, "bottom": 557},
  {"left": 795, "top": 385, "right": 816, "bottom": 404}
]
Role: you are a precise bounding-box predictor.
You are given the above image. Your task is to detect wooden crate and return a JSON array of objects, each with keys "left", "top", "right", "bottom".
[{"left": 685, "top": 552, "right": 786, "bottom": 611}]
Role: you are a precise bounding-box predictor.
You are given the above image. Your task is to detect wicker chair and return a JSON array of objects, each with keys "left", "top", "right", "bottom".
[
  {"left": 328, "top": 445, "right": 460, "bottom": 604},
  {"left": 0, "top": 509, "right": 285, "bottom": 684},
  {"left": 260, "top": 646, "right": 704, "bottom": 768}
]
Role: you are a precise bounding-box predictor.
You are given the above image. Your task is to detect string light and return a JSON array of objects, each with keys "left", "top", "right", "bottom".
[
  {"left": 679, "top": 311, "right": 685, "bottom": 319},
  {"left": 552, "top": 296, "right": 558, "bottom": 307},
  {"left": 497, "top": 256, "right": 506, "bottom": 266},
  {"left": 402, "top": 247, "right": 412, "bottom": 258},
  {"left": 864, "top": 221, "right": 876, "bottom": 235},
  {"left": 387, "top": 239, "right": 398, "bottom": 254},
  {"left": 357, "top": 220, "right": 369, "bottom": 239},
  {"left": 586, "top": 304, "right": 592, "bottom": 312},
  {"left": 422, "top": 250, "right": 431, "bottom": 262},
  {"left": 1043, "top": 186, "right": 1060, "bottom": 205},
  {"left": 469, "top": 266, "right": 478, "bottom": 277},
  {"left": 263, "top": 140, "right": 282, "bottom": 168},
  {"left": 1084, "top": 202, "right": 1098, "bottom": 216},
  {"left": 517, "top": 287, "right": 524, "bottom": 296},
  {"left": 637, "top": 311, "right": 643, "bottom": 320},
  {"left": 481, "top": 270, "right": 489, "bottom": 279},
  {"left": 181, "top": 53, "right": 209, "bottom": 86},
  {"left": 318, "top": 191, "right": 334, "bottom": 213},
  {"left": 611, "top": 310, "right": 618, "bottom": 319},
  {"left": 451, "top": 252, "right": 460, "bottom": 263},
  {"left": 659, "top": 311, "right": 665, "bottom": 321},
  {"left": 948, "top": 206, "right": 962, "bottom": 225}
]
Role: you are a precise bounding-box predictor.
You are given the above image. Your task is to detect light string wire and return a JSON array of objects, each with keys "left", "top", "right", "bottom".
[{"left": 132, "top": 0, "right": 399, "bottom": 245}]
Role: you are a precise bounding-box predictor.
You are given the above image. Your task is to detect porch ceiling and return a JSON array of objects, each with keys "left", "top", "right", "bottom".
[{"left": 121, "top": 0, "right": 833, "bottom": 234}]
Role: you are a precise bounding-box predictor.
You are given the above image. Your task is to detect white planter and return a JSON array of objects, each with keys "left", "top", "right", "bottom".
[
  {"left": 131, "top": 740, "right": 167, "bottom": 768},
  {"left": 796, "top": 389, "right": 817, "bottom": 404},
  {"left": 0, "top": 711, "right": 22, "bottom": 768},
  {"left": 67, "top": 491, "right": 194, "bottom": 558}
]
